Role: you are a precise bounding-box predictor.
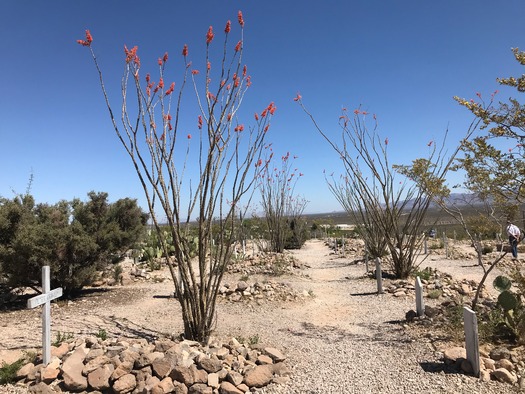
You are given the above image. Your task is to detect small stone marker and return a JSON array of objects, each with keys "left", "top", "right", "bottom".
[
  {"left": 27, "top": 266, "right": 63, "bottom": 365},
  {"left": 463, "top": 306, "right": 480, "bottom": 377},
  {"left": 375, "top": 258, "right": 383, "bottom": 294},
  {"left": 415, "top": 276, "right": 425, "bottom": 316}
]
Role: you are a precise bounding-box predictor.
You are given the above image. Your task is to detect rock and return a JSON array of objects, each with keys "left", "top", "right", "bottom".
[
  {"left": 113, "top": 373, "right": 137, "bottom": 394},
  {"left": 243, "top": 365, "right": 273, "bottom": 388},
  {"left": 481, "top": 357, "right": 496, "bottom": 371},
  {"left": 156, "top": 376, "right": 176, "bottom": 393},
  {"left": 490, "top": 347, "right": 512, "bottom": 361},
  {"left": 50, "top": 342, "right": 69, "bottom": 359},
  {"left": 61, "top": 345, "right": 89, "bottom": 391},
  {"left": 257, "top": 355, "right": 273, "bottom": 365},
  {"left": 83, "top": 354, "right": 112, "bottom": 375},
  {"left": 460, "top": 358, "right": 473, "bottom": 374},
  {"left": 145, "top": 375, "right": 161, "bottom": 391},
  {"left": 197, "top": 356, "right": 223, "bottom": 373},
  {"left": 16, "top": 362, "right": 35, "bottom": 379},
  {"left": 219, "top": 381, "right": 244, "bottom": 394},
  {"left": 188, "top": 383, "right": 213, "bottom": 394},
  {"left": 264, "top": 347, "right": 286, "bottom": 362},
  {"left": 112, "top": 360, "right": 134, "bottom": 380},
  {"left": 173, "top": 380, "right": 189, "bottom": 394},
  {"left": 28, "top": 381, "right": 55, "bottom": 394},
  {"left": 236, "top": 281, "right": 249, "bottom": 292},
  {"left": 193, "top": 365, "right": 208, "bottom": 384},
  {"left": 405, "top": 310, "right": 417, "bottom": 322},
  {"left": 227, "top": 370, "right": 244, "bottom": 386},
  {"left": 424, "top": 305, "right": 440, "bottom": 318},
  {"left": 443, "top": 347, "right": 466, "bottom": 364},
  {"left": 85, "top": 348, "right": 105, "bottom": 362},
  {"left": 496, "top": 358, "right": 514, "bottom": 372},
  {"left": 135, "top": 351, "right": 164, "bottom": 368},
  {"left": 272, "top": 362, "right": 292, "bottom": 376},
  {"left": 491, "top": 368, "right": 518, "bottom": 384},
  {"left": 207, "top": 372, "right": 220, "bottom": 389},
  {"left": 87, "top": 364, "right": 114, "bottom": 390},
  {"left": 152, "top": 356, "right": 175, "bottom": 378},
  {"left": 171, "top": 365, "right": 195, "bottom": 385},
  {"left": 40, "top": 358, "right": 61, "bottom": 384}
]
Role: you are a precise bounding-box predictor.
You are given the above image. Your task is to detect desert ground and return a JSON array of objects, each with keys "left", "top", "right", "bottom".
[{"left": 0, "top": 238, "right": 521, "bottom": 393}]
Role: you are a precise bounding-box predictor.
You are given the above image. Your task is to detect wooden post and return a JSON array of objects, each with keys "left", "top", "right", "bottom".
[
  {"left": 27, "top": 266, "right": 63, "bottom": 365},
  {"left": 364, "top": 251, "right": 369, "bottom": 273},
  {"left": 375, "top": 258, "right": 383, "bottom": 294},
  {"left": 415, "top": 276, "right": 425, "bottom": 317},
  {"left": 463, "top": 307, "right": 480, "bottom": 377},
  {"left": 424, "top": 238, "right": 428, "bottom": 255}
]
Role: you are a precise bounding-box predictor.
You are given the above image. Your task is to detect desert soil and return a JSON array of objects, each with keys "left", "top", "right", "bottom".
[{"left": 0, "top": 239, "right": 520, "bottom": 393}]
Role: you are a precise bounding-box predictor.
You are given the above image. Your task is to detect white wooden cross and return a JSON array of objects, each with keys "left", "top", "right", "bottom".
[{"left": 27, "top": 266, "right": 63, "bottom": 365}]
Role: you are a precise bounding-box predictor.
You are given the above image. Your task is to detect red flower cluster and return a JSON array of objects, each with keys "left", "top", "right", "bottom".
[
  {"left": 124, "top": 45, "right": 139, "bottom": 64},
  {"left": 234, "top": 124, "right": 244, "bottom": 132},
  {"left": 238, "top": 11, "right": 244, "bottom": 27},
  {"left": 182, "top": 44, "right": 188, "bottom": 57},
  {"left": 225, "top": 20, "right": 231, "bottom": 33},
  {"left": 293, "top": 93, "right": 302, "bottom": 102},
  {"left": 235, "top": 41, "right": 241, "bottom": 52},
  {"left": 192, "top": 70, "right": 200, "bottom": 75},
  {"left": 76, "top": 30, "right": 93, "bottom": 46},
  {"left": 206, "top": 26, "right": 214, "bottom": 44},
  {"left": 198, "top": 115, "right": 203, "bottom": 129},
  {"left": 165, "top": 82, "right": 175, "bottom": 96}
]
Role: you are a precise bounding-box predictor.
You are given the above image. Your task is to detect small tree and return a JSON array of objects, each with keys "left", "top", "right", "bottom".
[
  {"left": 296, "top": 98, "right": 468, "bottom": 278},
  {"left": 258, "top": 149, "right": 308, "bottom": 253},
  {"left": 454, "top": 47, "right": 525, "bottom": 211},
  {"left": 78, "top": 12, "right": 275, "bottom": 342}
]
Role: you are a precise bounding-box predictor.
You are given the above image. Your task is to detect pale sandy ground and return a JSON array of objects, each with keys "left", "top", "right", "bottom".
[{"left": 0, "top": 239, "right": 519, "bottom": 393}]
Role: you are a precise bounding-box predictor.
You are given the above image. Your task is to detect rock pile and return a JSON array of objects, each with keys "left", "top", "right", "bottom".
[
  {"left": 442, "top": 345, "right": 524, "bottom": 386},
  {"left": 218, "top": 280, "right": 312, "bottom": 303},
  {"left": 12, "top": 336, "right": 290, "bottom": 393},
  {"left": 227, "top": 253, "right": 303, "bottom": 276}
]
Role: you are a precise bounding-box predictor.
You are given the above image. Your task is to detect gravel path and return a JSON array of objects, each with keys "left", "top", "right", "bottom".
[
  {"left": 0, "top": 239, "right": 519, "bottom": 393},
  {"left": 214, "top": 240, "right": 518, "bottom": 394}
]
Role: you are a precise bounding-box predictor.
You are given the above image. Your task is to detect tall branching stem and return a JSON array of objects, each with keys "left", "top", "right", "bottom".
[{"left": 79, "top": 15, "right": 275, "bottom": 342}]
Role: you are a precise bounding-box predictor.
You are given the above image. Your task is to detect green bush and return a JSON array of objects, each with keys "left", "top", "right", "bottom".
[
  {"left": 0, "top": 358, "right": 25, "bottom": 385},
  {"left": 0, "top": 191, "right": 148, "bottom": 297}
]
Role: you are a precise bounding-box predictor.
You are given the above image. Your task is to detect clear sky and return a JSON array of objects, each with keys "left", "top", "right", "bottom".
[{"left": 1, "top": 1, "right": 524, "bottom": 215}]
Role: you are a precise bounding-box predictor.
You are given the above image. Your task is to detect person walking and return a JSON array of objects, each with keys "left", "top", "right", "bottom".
[{"left": 506, "top": 220, "right": 521, "bottom": 260}]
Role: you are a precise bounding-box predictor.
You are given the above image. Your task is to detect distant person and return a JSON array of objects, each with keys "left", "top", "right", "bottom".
[{"left": 506, "top": 220, "right": 521, "bottom": 260}]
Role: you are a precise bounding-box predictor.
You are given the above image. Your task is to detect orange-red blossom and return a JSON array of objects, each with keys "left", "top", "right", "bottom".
[{"left": 76, "top": 29, "right": 93, "bottom": 46}]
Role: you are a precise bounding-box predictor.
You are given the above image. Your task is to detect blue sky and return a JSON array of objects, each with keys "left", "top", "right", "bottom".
[{"left": 1, "top": 1, "right": 524, "bottom": 215}]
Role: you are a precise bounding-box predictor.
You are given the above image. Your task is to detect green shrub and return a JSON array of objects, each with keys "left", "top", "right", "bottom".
[
  {"left": 0, "top": 192, "right": 148, "bottom": 296},
  {"left": 52, "top": 331, "right": 74, "bottom": 346},
  {"left": 427, "top": 289, "right": 442, "bottom": 299},
  {"left": 413, "top": 267, "right": 434, "bottom": 281},
  {"left": 95, "top": 329, "right": 108, "bottom": 341},
  {"left": 0, "top": 358, "right": 25, "bottom": 385}
]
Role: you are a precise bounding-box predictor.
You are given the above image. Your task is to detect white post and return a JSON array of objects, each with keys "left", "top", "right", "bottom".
[
  {"left": 463, "top": 307, "right": 480, "bottom": 377},
  {"left": 375, "top": 258, "right": 383, "bottom": 294},
  {"left": 415, "top": 276, "right": 425, "bottom": 316},
  {"left": 27, "top": 266, "right": 63, "bottom": 365}
]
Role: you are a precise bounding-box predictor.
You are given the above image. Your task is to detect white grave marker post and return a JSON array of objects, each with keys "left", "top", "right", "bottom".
[
  {"left": 375, "top": 258, "right": 383, "bottom": 294},
  {"left": 415, "top": 276, "right": 425, "bottom": 316},
  {"left": 27, "top": 266, "right": 63, "bottom": 365},
  {"left": 463, "top": 306, "right": 480, "bottom": 377}
]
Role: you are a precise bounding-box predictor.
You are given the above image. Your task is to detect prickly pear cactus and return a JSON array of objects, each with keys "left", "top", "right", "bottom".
[
  {"left": 494, "top": 275, "right": 512, "bottom": 292},
  {"left": 498, "top": 290, "right": 519, "bottom": 311}
]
